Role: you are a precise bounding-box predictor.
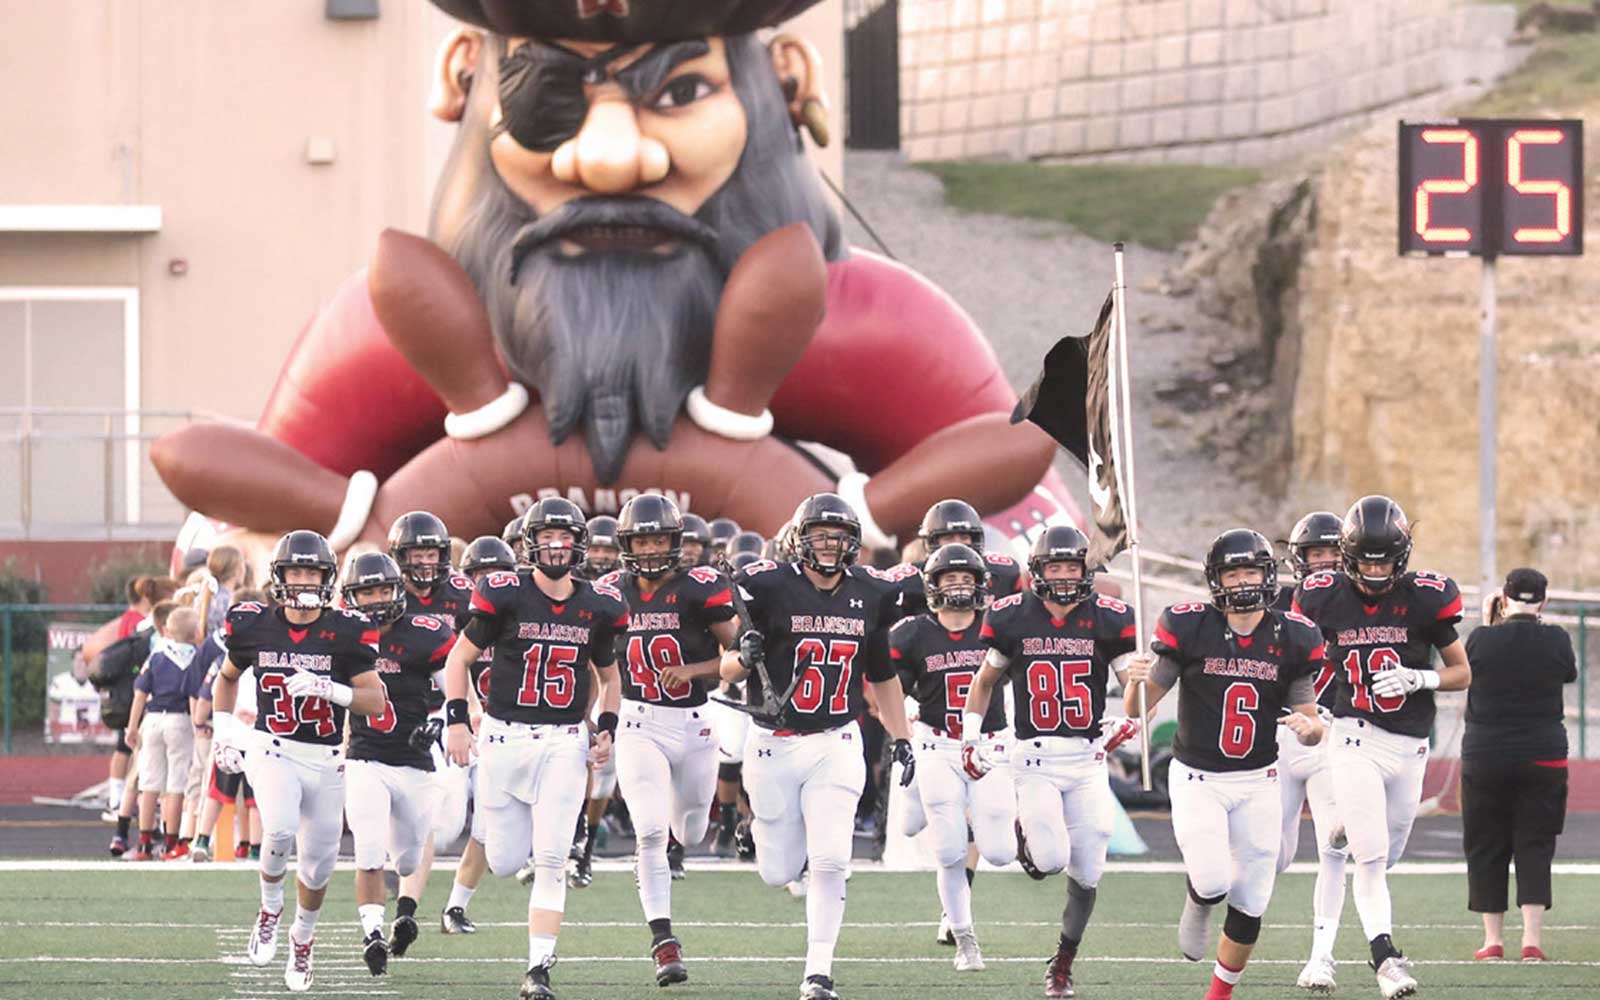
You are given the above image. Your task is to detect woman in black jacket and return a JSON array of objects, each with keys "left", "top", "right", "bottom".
[{"left": 1461, "top": 568, "right": 1576, "bottom": 962}]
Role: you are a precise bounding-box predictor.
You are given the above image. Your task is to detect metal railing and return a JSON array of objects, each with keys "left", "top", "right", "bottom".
[{"left": 0, "top": 406, "right": 245, "bottom": 540}]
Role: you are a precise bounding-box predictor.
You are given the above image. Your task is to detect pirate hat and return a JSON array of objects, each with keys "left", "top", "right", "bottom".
[{"left": 430, "top": 0, "right": 824, "bottom": 43}]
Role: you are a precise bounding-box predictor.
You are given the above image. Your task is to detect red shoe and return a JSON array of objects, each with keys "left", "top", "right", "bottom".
[
  {"left": 235, "top": 843, "right": 251, "bottom": 860},
  {"left": 108, "top": 834, "right": 127, "bottom": 857},
  {"left": 1521, "top": 946, "right": 1546, "bottom": 963},
  {"left": 1044, "top": 948, "right": 1075, "bottom": 997},
  {"left": 1474, "top": 944, "right": 1504, "bottom": 961},
  {"left": 127, "top": 847, "right": 154, "bottom": 861},
  {"left": 163, "top": 841, "right": 190, "bottom": 861}
]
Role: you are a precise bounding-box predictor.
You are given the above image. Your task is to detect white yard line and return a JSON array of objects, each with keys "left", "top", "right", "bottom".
[
  {"left": 13, "top": 918, "right": 1598, "bottom": 931},
  {"left": 7, "top": 954, "right": 1598, "bottom": 968}
]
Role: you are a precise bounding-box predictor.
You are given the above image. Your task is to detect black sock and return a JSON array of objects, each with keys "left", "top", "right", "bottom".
[
  {"left": 116, "top": 816, "right": 131, "bottom": 839},
  {"left": 194, "top": 833, "right": 210, "bottom": 849},
  {"left": 965, "top": 867, "right": 976, "bottom": 887},
  {"left": 649, "top": 918, "right": 673, "bottom": 944},
  {"left": 1058, "top": 933, "right": 1079, "bottom": 957},
  {"left": 1370, "top": 933, "right": 1400, "bottom": 966},
  {"left": 718, "top": 802, "right": 736, "bottom": 826},
  {"left": 397, "top": 896, "right": 418, "bottom": 920}
]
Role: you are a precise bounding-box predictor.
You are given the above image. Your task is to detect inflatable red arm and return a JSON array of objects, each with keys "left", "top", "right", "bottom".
[
  {"left": 771, "top": 251, "right": 1017, "bottom": 473},
  {"left": 257, "top": 270, "right": 449, "bottom": 479}
]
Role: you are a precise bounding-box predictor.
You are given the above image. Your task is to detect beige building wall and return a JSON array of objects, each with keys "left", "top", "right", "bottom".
[{"left": 0, "top": 0, "right": 843, "bottom": 536}]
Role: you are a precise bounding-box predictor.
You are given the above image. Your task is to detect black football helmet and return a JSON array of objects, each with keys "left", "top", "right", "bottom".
[
  {"left": 268, "top": 530, "right": 339, "bottom": 609},
  {"left": 461, "top": 535, "right": 518, "bottom": 580},
  {"left": 1340, "top": 495, "right": 1412, "bottom": 595},
  {"left": 341, "top": 552, "right": 406, "bottom": 627},
  {"left": 707, "top": 518, "right": 741, "bottom": 561},
  {"left": 1287, "top": 511, "right": 1343, "bottom": 581},
  {"left": 924, "top": 543, "right": 988, "bottom": 611},
  {"left": 618, "top": 494, "right": 684, "bottom": 579},
  {"left": 387, "top": 511, "right": 451, "bottom": 593},
  {"left": 729, "top": 550, "right": 761, "bottom": 572},
  {"left": 1205, "top": 529, "right": 1278, "bottom": 612},
  {"left": 678, "top": 513, "right": 710, "bottom": 567},
  {"left": 501, "top": 514, "right": 529, "bottom": 565},
  {"left": 583, "top": 515, "right": 621, "bottom": 577},
  {"left": 521, "top": 497, "right": 588, "bottom": 579},
  {"left": 794, "top": 493, "right": 862, "bottom": 576},
  {"left": 1029, "top": 525, "right": 1094, "bottom": 605},
  {"left": 728, "top": 531, "right": 765, "bottom": 561},
  {"left": 919, "top": 499, "right": 985, "bottom": 554}
]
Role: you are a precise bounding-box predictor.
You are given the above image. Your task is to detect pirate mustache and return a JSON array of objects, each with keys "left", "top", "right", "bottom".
[{"left": 509, "top": 196, "right": 719, "bottom": 276}]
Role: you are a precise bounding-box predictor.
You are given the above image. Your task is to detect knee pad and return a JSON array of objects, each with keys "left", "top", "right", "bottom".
[
  {"left": 487, "top": 839, "right": 528, "bottom": 879},
  {"left": 392, "top": 842, "right": 424, "bottom": 878},
  {"left": 1223, "top": 905, "right": 1262, "bottom": 945},
  {"left": 260, "top": 831, "right": 295, "bottom": 879},
  {"left": 351, "top": 837, "right": 387, "bottom": 873},
  {"left": 528, "top": 864, "right": 568, "bottom": 913},
  {"left": 718, "top": 762, "right": 742, "bottom": 783},
  {"left": 1187, "top": 878, "right": 1227, "bottom": 908},
  {"left": 636, "top": 823, "right": 668, "bottom": 851}
]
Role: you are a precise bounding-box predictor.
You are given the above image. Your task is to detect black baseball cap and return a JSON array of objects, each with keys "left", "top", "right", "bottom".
[{"left": 1503, "top": 567, "right": 1547, "bottom": 603}]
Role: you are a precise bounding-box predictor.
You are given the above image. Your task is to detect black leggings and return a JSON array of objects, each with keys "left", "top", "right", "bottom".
[{"left": 1461, "top": 757, "right": 1568, "bottom": 912}]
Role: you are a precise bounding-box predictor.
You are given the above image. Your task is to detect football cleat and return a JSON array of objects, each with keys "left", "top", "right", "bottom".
[
  {"left": 189, "top": 842, "right": 210, "bottom": 863},
  {"left": 800, "top": 973, "right": 840, "bottom": 1000},
  {"left": 1044, "top": 948, "right": 1076, "bottom": 997},
  {"left": 247, "top": 908, "right": 282, "bottom": 966},
  {"left": 440, "top": 906, "right": 476, "bottom": 934},
  {"left": 1373, "top": 955, "right": 1417, "bottom": 999},
  {"left": 935, "top": 913, "right": 955, "bottom": 946},
  {"left": 667, "top": 838, "right": 686, "bottom": 881},
  {"left": 107, "top": 834, "right": 127, "bottom": 857},
  {"left": 734, "top": 818, "right": 756, "bottom": 860},
  {"left": 284, "top": 937, "right": 314, "bottom": 993},
  {"left": 362, "top": 930, "right": 389, "bottom": 977},
  {"left": 715, "top": 817, "right": 736, "bottom": 856},
  {"left": 390, "top": 914, "right": 418, "bottom": 958},
  {"left": 1015, "top": 820, "right": 1049, "bottom": 880},
  {"left": 127, "top": 846, "right": 154, "bottom": 862},
  {"left": 1296, "top": 953, "right": 1337, "bottom": 994},
  {"left": 1178, "top": 896, "right": 1214, "bottom": 962},
  {"left": 652, "top": 936, "right": 688, "bottom": 986},
  {"left": 520, "top": 960, "right": 557, "bottom": 999},
  {"left": 162, "top": 841, "right": 190, "bottom": 861},
  {"left": 953, "top": 930, "right": 985, "bottom": 972},
  {"left": 568, "top": 853, "right": 593, "bottom": 889},
  {"left": 517, "top": 858, "right": 539, "bottom": 886}
]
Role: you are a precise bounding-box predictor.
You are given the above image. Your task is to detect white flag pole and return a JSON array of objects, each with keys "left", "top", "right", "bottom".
[{"left": 1111, "top": 242, "right": 1152, "bottom": 792}]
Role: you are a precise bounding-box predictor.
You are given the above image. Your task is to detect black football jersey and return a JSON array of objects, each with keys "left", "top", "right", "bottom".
[
  {"left": 406, "top": 572, "right": 474, "bottom": 711},
  {"left": 734, "top": 561, "right": 902, "bottom": 733},
  {"left": 894, "top": 551, "right": 1024, "bottom": 619},
  {"left": 601, "top": 566, "right": 737, "bottom": 708},
  {"left": 889, "top": 614, "right": 1004, "bottom": 736},
  {"left": 469, "top": 642, "right": 495, "bottom": 705},
  {"left": 464, "top": 569, "right": 629, "bottom": 726},
  {"left": 1291, "top": 570, "right": 1463, "bottom": 738},
  {"left": 348, "top": 614, "right": 456, "bottom": 769},
  {"left": 980, "top": 591, "right": 1136, "bottom": 741},
  {"left": 224, "top": 602, "right": 378, "bottom": 747},
  {"left": 1151, "top": 603, "right": 1325, "bottom": 771}
]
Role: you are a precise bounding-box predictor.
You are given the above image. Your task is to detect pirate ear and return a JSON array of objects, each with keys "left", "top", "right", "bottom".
[
  {"left": 430, "top": 28, "right": 484, "bottom": 123},
  {"left": 767, "top": 33, "right": 830, "bottom": 147}
]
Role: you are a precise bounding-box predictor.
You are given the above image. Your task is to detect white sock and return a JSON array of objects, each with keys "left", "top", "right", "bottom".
[
  {"left": 804, "top": 864, "right": 848, "bottom": 978},
  {"left": 260, "top": 877, "right": 285, "bottom": 914},
  {"left": 528, "top": 932, "right": 556, "bottom": 969},
  {"left": 1312, "top": 850, "right": 1347, "bottom": 958},
  {"left": 636, "top": 834, "right": 673, "bottom": 924},
  {"left": 291, "top": 905, "right": 320, "bottom": 945},
  {"left": 108, "top": 778, "right": 125, "bottom": 811},
  {"left": 446, "top": 881, "right": 476, "bottom": 912},
  {"left": 1214, "top": 959, "right": 1243, "bottom": 985},
  {"left": 934, "top": 859, "right": 973, "bottom": 933},
  {"left": 359, "top": 904, "right": 385, "bottom": 938},
  {"left": 1351, "top": 857, "right": 1392, "bottom": 940}
]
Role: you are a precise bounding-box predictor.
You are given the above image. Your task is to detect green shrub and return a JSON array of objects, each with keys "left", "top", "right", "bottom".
[{"left": 86, "top": 549, "right": 170, "bottom": 608}]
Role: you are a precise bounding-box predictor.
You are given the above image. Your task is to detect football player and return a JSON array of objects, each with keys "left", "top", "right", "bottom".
[
  {"left": 707, "top": 517, "right": 741, "bottom": 570},
  {"left": 966, "top": 525, "right": 1140, "bottom": 998},
  {"left": 503, "top": 514, "right": 529, "bottom": 565},
  {"left": 438, "top": 535, "right": 520, "bottom": 936},
  {"left": 721, "top": 493, "right": 915, "bottom": 1000},
  {"left": 340, "top": 553, "right": 456, "bottom": 977},
  {"left": 1127, "top": 529, "right": 1326, "bottom": 1000},
  {"left": 210, "top": 530, "right": 386, "bottom": 993},
  {"left": 386, "top": 511, "right": 477, "bottom": 957},
  {"left": 1292, "top": 497, "right": 1469, "bottom": 999},
  {"left": 1275, "top": 511, "right": 1349, "bottom": 993},
  {"left": 581, "top": 516, "right": 622, "bottom": 579},
  {"left": 679, "top": 514, "right": 711, "bottom": 568},
  {"left": 889, "top": 543, "right": 1015, "bottom": 973},
  {"left": 606, "top": 494, "right": 741, "bottom": 985},
  {"left": 443, "top": 498, "right": 627, "bottom": 1000}
]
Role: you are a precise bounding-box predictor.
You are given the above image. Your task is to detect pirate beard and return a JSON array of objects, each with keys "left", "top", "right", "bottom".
[{"left": 435, "top": 34, "right": 842, "bottom": 486}]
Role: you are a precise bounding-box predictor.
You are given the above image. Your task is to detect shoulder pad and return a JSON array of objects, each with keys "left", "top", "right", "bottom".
[
  {"left": 410, "top": 615, "right": 446, "bottom": 632},
  {"left": 685, "top": 565, "right": 724, "bottom": 586},
  {"left": 873, "top": 562, "right": 921, "bottom": 583},
  {"left": 1407, "top": 570, "right": 1462, "bottom": 620},
  {"left": 1094, "top": 593, "right": 1130, "bottom": 615},
  {"left": 590, "top": 579, "right": 625, "bottom": 603},
  {"left": 739, "top": 559, "right": 779, "bottom": 578},
  {"left": 596, "top": 569, "right": 625, "bottom": 588},
  {"left": 225, "top": 602, "right": 265, "bottom": 636},
  {"left": 983, "top": 552, "right": 1016, "bottom": 567},
  {"left": 483, "top": 570, "right": 520, "bottom": 589},
  {"left": 1298, "top": 571, "right": 1340, "bottom": 593},
  {"left": 447, "top": 573, "right": 473, "bottom": 592},
  {"left": 989, "top": 593, "right": 1024, "bottom": 612}
]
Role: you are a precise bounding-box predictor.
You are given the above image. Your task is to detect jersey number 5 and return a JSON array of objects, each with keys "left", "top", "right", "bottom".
[
  {"left": 517, "top": 644, "right": 581, "bottom": 708},
  {"left": 791, "top": 638, "right": 858, "bottom": 714}
]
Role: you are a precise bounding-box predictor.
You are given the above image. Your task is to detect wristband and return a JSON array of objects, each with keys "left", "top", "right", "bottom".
[
  {"left": 597, "top": 711, "right": 619, "bottom": 736},
  {"left": 212, "top": 710, "right": 239, "bottom": 744},
  {"left": 326, "top": 681, "right": 354, "bottom": 708},
  {"left": 962, "top": 712, "right": 985, "bottom": 741},
  {"left": 1419, "top": 669, "right": 1441, "bottom": 690},
  {"left": 446, "top": 698, "right": 470, "bottom": 726}
]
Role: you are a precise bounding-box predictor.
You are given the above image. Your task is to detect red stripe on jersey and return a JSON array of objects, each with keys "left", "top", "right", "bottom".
[
  {"left": 1309, "top": 643, "right": 1327, "bottom": 662},
  {"left": 430, "top": 634, "right": 457, "bottom": 662},
  {"left": 1290, "top": 598, "right": 1305, "bottom": 617},
  {"left": 1312, "top": 658, "right": 1336, "bottom": 698},
  {"left": 979, "top": 622, "right": 995, "bottom": 640},
  {"left": 361, "top": 629, "right": 381, "bottom": 646},
  {"left": 889, "top": 647, "right": 902, "bottom": 660},
  {"left": 613, "top": 613, "right": 629, "bottom": 628},
  {"left": 1120, "top": 624, "right": 1137, "bottom": 639},
  {"left": 1153, "top": 622, "right": 1180, "bottom": 650},
  {"left": 703, "top": 588, "right": 733, "bottom": 609},
  {"left": 470, "top": 590, "right": 496, "bottom": 614},
  {"left": 1437, "top": 595, "right": 1462, "bottom": 620}
]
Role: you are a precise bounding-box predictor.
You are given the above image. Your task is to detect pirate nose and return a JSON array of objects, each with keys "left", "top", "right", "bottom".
[{"left": 552, "top": 99, "right": 670, "bottom": 194}]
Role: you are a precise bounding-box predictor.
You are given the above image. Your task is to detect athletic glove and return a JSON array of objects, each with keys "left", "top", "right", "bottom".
[
  {"left": 409, "top": 717, "right": 445, "bottom": 753},
  {"left": 214, "top": 743, "right": 246, "bottom": 775},
  {"left": 1371, "top": 666, "right": 1438, "bottom": 699},
  {"left": 737, "top": 629, "right": 766, "bottom": 672},
  {"left": 959, "top": 741, "right": 992, "bottom": 780},
  {"left": 1102, "top": 715, "right": 1141, "bottom": 753},
  {"left": 891, "top": 738, "right": 916, "bottom": 786},
  {"left": 285, "top": 669, "right": 354, "bottom": 707}
]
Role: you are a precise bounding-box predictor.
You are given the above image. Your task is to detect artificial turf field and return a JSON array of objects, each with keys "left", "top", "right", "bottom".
[{"left": 1, "top": 863, "right": 1595, "bottom": 1000}]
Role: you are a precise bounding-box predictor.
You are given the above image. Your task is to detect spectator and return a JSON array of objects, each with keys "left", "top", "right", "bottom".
[
  {"left": 1462, "top": 568, "right": 1576, "bottom": 962},
  {"left": 86, "top": 575, "right": 178, "bottom": 818},
  {"left": 195, "top": 545, "right": 248, "bottom": 636},
  {"left": 176, "top": 594, "right": 234, "bottom": 856},
  {"left": 124, "top": 607, "right": 201, "bottom": 861},
  {"left": 191, "top": 588, "right": 266, "bottom": 862}
]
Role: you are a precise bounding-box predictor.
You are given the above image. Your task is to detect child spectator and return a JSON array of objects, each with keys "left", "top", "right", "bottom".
[{"left": 125, "top": 607, "right": 201, "bottom": 860}]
